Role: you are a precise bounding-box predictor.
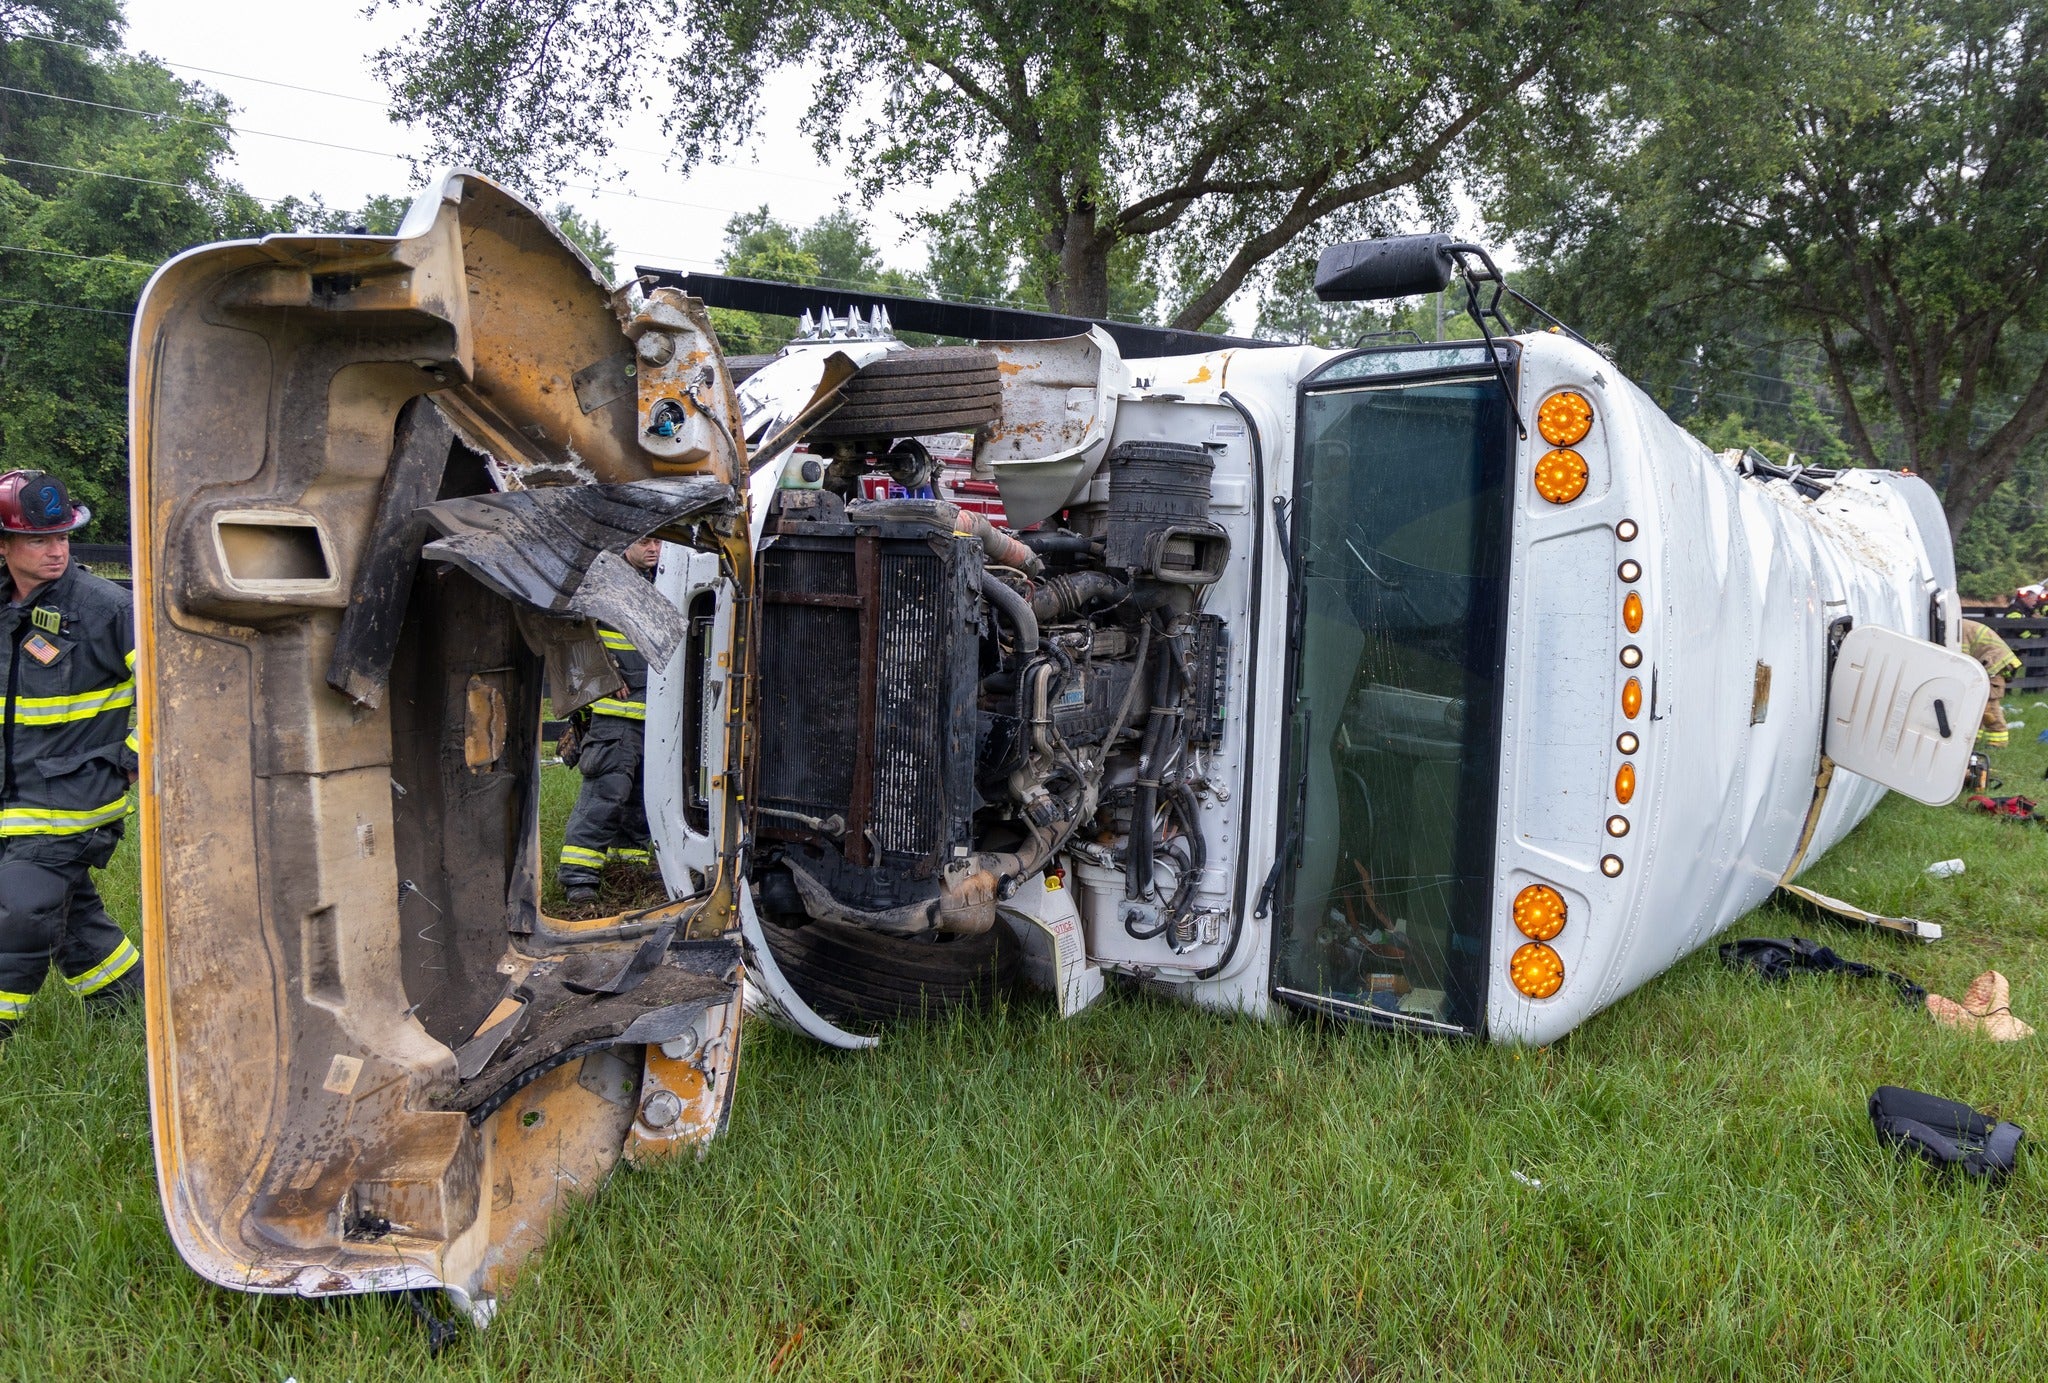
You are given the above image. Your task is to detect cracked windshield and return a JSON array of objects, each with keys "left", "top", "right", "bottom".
[{"left": 1276, "top": 370, "right": 1514, "bottom": 1032}]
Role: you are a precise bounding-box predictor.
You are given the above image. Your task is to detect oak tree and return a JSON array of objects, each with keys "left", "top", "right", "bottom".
[{"left": 374, "top": 0, "right": 1638, "bottom": 327}]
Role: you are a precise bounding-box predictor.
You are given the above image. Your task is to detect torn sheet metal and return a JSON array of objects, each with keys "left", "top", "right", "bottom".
[
  {"left": 420, "top": 479, "right": 737, "bottom": 672},
  {"left": 734, "top": 342, "right": 886, "bottom": 445},
  {"left": 972, "top": 329, "right": 1129, "bottom": 528},
  {"left": 1775, "top": 883, "right": 1944, "bottom": 942}
]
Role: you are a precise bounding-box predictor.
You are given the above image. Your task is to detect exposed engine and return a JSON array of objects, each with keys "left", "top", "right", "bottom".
[{"left": 751, "top": 435, "right": 1232, "bottom": 955}]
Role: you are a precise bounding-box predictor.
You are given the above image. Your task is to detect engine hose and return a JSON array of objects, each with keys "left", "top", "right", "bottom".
[
  {"left": 1107, "top": 618, "right": 1154, "bottom": 745},
  {"left": 1126, "top": 634, "right": 1181, "bottom": 899},
  {"left": 979, "top": 570, "right": 1040, "bottom": 654},
  {"left": 849, "top": 497, "right": 1041, "bottom": 570},
  {"left": 1030, "top": 570, "right": 1128, "bottom": 624},
  {"left": 1020, "top": 529, "right": 1097, "bottom": 559},
  {"left": 1166, "top": 786, "right": 1207, "bottom": 945}
]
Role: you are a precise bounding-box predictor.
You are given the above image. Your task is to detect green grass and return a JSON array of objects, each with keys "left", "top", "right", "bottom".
[{"left": 4, "top": 726, "right": 2047, "bottom": 1379}]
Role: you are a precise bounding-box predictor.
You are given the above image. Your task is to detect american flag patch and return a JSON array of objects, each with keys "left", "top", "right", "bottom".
[{"left": 23, "top": 632, "right": 60, "bottom": 665}]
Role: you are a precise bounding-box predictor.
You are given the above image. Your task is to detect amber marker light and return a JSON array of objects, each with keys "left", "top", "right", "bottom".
[
  {"left": 1616, "top": 762, "right": 1637, "bottom": 804},
  {"left": 1623, "top": 591, "right": 1643, "bottom": 633},
  {"left": 1513, "top": 884, "right": 1568, "bottom": 942},
  {"left": 1535, "top": 448, "right": 1588, "bottom": 504},
  {"left": 1510, "top": 943, "right": 1565, "bottom": 999},
  {"left": 1537, "top": 391, "right": 1594, "bottom": 447},
  {"left": 1622, "top": 677, "right": 1643, "bottom": 719}
]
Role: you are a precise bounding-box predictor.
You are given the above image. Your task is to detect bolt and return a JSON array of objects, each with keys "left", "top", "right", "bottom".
[{"left": 640, "top": 1089, "right": 683, "bottom": 1129}]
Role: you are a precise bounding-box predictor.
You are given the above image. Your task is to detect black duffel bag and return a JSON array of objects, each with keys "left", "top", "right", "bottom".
[{"left": 1869, "top": 1085, "right": 2024, "bottom": 1180}]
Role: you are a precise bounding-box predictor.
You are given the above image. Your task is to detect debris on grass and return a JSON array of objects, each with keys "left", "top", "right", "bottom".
[{"left": 1926, "top": 971, "right": 2035, "bottom": 1042}]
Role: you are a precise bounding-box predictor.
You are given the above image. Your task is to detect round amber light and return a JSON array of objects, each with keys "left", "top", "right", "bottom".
[
  {"left": 1616, "top": 519, "right": 1639, "bottom": 542},
  {"left": 1617, "top": 732, "right": 1639, "bottom": 754},
  {"left": 1510, "top": 942, "right": 1566, "bottom": 999},
  {"left": 1623, "top": 591, "right": 1643, "bottom": 634},
  {"left": 1615, "top": 762, "right": 1637, "bottom": 805},
  {"left": 1535, "top": 448, "right": 1589, "bottom": 504},
  {"left": 1513, "top": 884, "right": 1568, "bottom": 942},
  {"left": 1622, "top": 676, "right": 1643, "bottom": 719},
  {"left": 1537, "top": 391, "right": 1594, "bottom": 447},
  {"left": 1601, "top": 854, "right": 1624, "bottom": 877}
]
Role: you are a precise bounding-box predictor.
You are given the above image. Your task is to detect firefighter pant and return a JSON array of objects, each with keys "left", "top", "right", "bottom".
[
  {"left": 1981, "top": 670, "right": 2013, "bottom": 746},
  {"left": 0, "top": 825, "right": 142, "bottom": 1032},
  {"left": 558, "top": 723, "right": 651, "bottom": 890}
]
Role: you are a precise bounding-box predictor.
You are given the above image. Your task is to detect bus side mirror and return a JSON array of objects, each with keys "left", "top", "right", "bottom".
[{"left": 1314, "top": 235, "right": 1456, "bottom": 302}]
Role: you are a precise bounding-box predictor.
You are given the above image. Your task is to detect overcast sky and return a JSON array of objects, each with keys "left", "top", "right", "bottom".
[{"left": 121, "top": 0, "right": 958, "bottom": 285}]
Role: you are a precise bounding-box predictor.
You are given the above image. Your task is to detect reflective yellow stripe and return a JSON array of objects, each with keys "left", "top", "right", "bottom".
[
  {"left": 0, "top": 795, "right": 130, "bottom": 835},
  {"left": 11, "top": 680, "right": 135, "bottom": 725},
  {"left": 608, "top": 847, "right": 651, "bottom": 863},
  {"left": 66, "top": 937, "right": 139, "bottom": 996},
  {"left": 591, "top": 697, "right": 645, "bottom": 720},
  {"left": 124, "top": 648, "right": 137, "bottom": 671},
  {"left": 0, "top": 990, "right": 32, "bottom": 1020},
  {"left": 560, "top": 845, "right": 608, "bottom": 868},
  {"left": 597, "top": 628, "right": 638, "bottom": 653},
  {"left": 125, "top": 729, "right": 139, "bottom": 753}
]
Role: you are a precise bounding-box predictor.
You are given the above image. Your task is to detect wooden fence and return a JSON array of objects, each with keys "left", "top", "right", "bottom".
[{"left": 1961, "top": 606, "right": 2048, "bottom": 692}]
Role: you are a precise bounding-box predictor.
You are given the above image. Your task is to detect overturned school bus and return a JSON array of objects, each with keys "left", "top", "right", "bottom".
[{"left": 130, "top": 173, "right": 1986, "bottom": 1314}]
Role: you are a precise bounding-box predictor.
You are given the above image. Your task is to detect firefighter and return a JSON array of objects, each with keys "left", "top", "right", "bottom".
[
  {"left": 2002, "top": 583, "right": 2045, "bottom": 643},
  {"left": 556, "top": 536, "right": 661, "bottom": 906},
  {"left": 1961, "top": 617, "right": 2024, "bottom": 748},
  {"left": 0, "top": 471, "right": 142, "bottom": 1040}
]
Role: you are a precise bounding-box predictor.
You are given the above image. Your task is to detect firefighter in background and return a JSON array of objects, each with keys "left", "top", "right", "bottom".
[
  {"left": 1961, "top": 617, "right": 2024, "bottom": 748},
  {"left": 2002, "top": 583, "right": 2045, "bottom": 642},
  {"left": 0, "top": 471, "right": 142, "bottom": 1040},
  {"left": 557, "top": 535, "right": 662, "bottom": 906}
]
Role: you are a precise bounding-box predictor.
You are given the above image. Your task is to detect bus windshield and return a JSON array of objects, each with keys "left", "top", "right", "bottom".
[{"left": 1273, "top": 368, "right": 1515, "bottom": 1033}]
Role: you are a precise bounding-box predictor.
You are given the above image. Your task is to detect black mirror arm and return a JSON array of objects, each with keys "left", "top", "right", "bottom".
[{"left": 1446, "top": 245, "right": 1527, "bottom": 440}]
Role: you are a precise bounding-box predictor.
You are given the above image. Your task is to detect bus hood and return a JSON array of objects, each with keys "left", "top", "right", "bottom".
[{"left": 129, "top": 172, "right": 753, "bottom": 1314}]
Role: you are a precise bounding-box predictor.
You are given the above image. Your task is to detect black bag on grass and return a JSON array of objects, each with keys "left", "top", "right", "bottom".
[
  {"left": 1718, "top": 936, "right": 1926, "bottom": 1005},
  {"left": 1868, "top": 1086, "right": 2023, "bottom": 1179}
]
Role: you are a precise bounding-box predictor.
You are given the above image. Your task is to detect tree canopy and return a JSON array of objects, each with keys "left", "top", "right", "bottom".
[
  {"left": 1505, "top": 0, "right": 2048, "bottom": 540},
  {"left": 375, "top": 0, "right": 1646, "bottom": 328},
  {"left": 1, "top": 0, "right": 287, "bottom": 541}
]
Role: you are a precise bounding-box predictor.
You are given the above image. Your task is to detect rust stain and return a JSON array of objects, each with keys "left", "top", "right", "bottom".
[{"left": 464, "top": 675, "right": 508, "bottom": 770}]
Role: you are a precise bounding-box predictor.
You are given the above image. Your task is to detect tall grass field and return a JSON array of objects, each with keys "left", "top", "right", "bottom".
[{"left": 2, "top": 731, "right": 2045, "bottom": 1380}]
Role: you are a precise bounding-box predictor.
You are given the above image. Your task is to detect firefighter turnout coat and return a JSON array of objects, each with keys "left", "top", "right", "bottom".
[
  {"left": 1, "top": 561, "right": 141, "bottom": 1027},
  {"left": 557, "top": 623, "right": 653, "bottom": 888},
  {"left": 3, "top": 561, "right": 137, "bottom": 837}
]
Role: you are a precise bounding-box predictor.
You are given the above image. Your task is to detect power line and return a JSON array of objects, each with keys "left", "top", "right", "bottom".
[
  {"left": 0, "top": 293, "right": 133, "bottom": 318},
  {"left": 0, "top": 83, "right": 413, "bottom": 161},
  {"left": 0, "top": 81, "right": 764, "bottom": 220},
  {"left": 11, "top": 30, "right": 852, "bottom": 192},
  {"left": 0, "top": 243, "right": 153, "bottom": 271},
  {"left": 0, "top": 156, "right": 299, "bottom": 207},
  {"left": 13, "top": 31, "right": 393, "bottom": 107}
]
